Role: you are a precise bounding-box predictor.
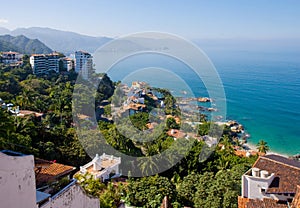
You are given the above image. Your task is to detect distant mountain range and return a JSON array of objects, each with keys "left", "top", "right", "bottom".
[
  {"left": 0, "top": 27, "right": 113, "bottom": 54},
  {"left": 0, "top": 34, "right": 52, "bottom": 54}
]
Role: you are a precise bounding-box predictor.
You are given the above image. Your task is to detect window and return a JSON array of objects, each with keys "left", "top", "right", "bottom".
[{"left": 261, "top": 188, "right": 266, "bottom": 193}]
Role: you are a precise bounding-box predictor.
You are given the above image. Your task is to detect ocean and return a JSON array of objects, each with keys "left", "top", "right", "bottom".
[{"left": 105, "top": 48, "right": 300, "bottom": 156}]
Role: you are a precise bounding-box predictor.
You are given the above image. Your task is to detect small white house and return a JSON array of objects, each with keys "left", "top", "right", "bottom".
[{"left": 80, "top": 153, "right": 121, "bottom": 181}]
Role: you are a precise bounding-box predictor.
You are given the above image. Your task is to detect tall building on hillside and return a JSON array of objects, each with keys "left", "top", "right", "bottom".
[
  {"left": 62, "top": 57, "right": 74, "bottom": 71},
  {"left": 0, "top": 51, "right": 23, "bottom": 67},
  {"left": 30, "top": 53, "right": 60, "bottom": 74},
  {"left": 75, "top": 51, "right": 93, "bottom": 80}
]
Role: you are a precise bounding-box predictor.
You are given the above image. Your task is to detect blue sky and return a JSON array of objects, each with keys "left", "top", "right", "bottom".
[{"left": 1, "top": 0, "right": 300, "bottom": 39}]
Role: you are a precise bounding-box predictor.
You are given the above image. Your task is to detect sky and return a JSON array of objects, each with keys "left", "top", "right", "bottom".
[{"left": 0, "top": 0, "right": 300, "bottom": 39}]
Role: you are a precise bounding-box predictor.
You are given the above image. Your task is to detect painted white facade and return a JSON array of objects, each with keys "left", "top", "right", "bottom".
[
  {"left": 75, "top": 51, "right": 93, "bottom": 80},
  {"left": 80, "top": 153, "right": 121, "bottom": 181},
  {"left": 0, "top": 152, "right": 36, "bottom": 208},
  {"left": 0, "top": 151, "right": 100, "bottom": 208},
  {"left": 242, "top": 167, "right": 293, "bottom": 202},
  {"left": 30, "top": 53, "right": 60, "bottom": 74},
  {"left": 40, "top": 179, "right": 100, "bottom": 208},
  {"left": 62, "top": 57, "right": 74, "bottom": 71},
  {"left": 242, "top": 168, "right": 275, "bottom": 199},
  {"left": 1, "top": 51, "right": 23, "bottom": 65}
]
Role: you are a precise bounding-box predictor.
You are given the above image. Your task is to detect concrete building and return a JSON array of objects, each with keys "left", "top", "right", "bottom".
[
  {"left": 80, "top": 153, "right": 121, "bottom": 181},
  {"left": 238, "top": 154, "right": 300, "bottom": 208},
  {"left": 62, "top": 57, "right": 74, "bottom": 71},
  {"left": 0, "top": 51, "right": 23, "bottom": 66},
  {"left": 30, "top": 53, "right": 60, "bottom": 74},
  {"left": 75, "top": 51, "right": 93, "bottom": 80},
  {"left": 0, "top": 150, "right": 37, "bottom": 208},
  {"left": 40, "top": 179, "right": 100, "bottom": 208},
  {"left": 0, "top": 150, "right": 100, "bottom": 208}
]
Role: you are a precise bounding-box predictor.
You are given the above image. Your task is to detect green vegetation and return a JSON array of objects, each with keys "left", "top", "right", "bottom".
[
  {"left": 75, "top": 173, "right": 123, "bottom": 208},
  {"left": 256, "top": 140, "right": 270, "bottom": 154},
  {"left": 0, "top": 59, "right": 258, "bottom": 207},
  {"left": 0, "top": 34, "right": 52, "bottom": 54}
]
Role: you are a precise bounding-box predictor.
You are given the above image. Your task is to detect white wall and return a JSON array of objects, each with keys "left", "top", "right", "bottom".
[
  {"left": 243, "top": 171, "right": 276, "bottom": 200},
  {"left": 40, "top": 182, "right": 100, "bottom": 208},
  {"left": 0, "top": 152, "right": 36, "bottom": 208}
]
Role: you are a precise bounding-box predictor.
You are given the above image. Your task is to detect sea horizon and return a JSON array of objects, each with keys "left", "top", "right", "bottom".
[{"left": 106, "top": 48, "right": 300, "bottom": 156}]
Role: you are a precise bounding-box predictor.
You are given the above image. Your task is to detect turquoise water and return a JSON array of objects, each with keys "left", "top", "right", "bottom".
[{"left": 105, "top": 51, "right": 300, "bottom": 156}]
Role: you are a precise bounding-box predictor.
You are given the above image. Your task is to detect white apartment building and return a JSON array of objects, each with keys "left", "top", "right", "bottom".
[
  {"left": 30, "top": 53, "right": 60, "bottom": 74},
  {"left": 62, "top": 57, "right": 74, "bottom": 71},
  {"left": 75, "top": 51, "right": 93, "bottom": 80},
  {"left": 0, "top": 51, "right": 23, "bottom": 66}
]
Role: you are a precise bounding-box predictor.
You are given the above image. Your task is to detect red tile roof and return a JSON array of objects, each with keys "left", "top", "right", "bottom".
[
  {"left": 245, "top": 198, "right": 288, "bottom": 208},
  {"left": 35, "top": 158, "right": 75, "bottom": 186},
  {"left": 291, "top": 185, "right": 300, "bottom": 208},
  {"left": 238, "top": 196, "right": 250, "bottom": 208},
  {"left": 252, "top": 154, "right": 300, "bottom": 194},
  {"left": 167, "top": 129, "right": 186, "bottom": 139},
  {"left": 17, "top": 110, "right": 43, "bottom": 117}
]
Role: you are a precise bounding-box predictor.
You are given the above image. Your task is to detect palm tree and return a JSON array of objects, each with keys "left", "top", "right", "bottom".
[
  {"left": 200, "top": 113, "right": 207, "bottom": 122},
  {"left": 16, "top": 88, "right": 32, "bottom": 109},
  {"left": 256, "top": 140, "right": 270, "bottom": 154},
  {"left": 138, "top": 156, "right": 159, "bottom": 176}
]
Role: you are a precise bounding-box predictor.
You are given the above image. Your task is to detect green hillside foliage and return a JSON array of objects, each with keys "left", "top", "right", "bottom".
[{"left": 0, "top": 34, "right": 52, "bottom": 54}]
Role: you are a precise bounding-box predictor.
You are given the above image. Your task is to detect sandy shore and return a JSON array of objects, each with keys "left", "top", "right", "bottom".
[{"left": 242, "top": 142, "right": 289, "bottom": 158}]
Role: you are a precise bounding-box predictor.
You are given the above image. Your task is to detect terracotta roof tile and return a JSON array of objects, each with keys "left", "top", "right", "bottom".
[
  {"left": 291, "top": 185, "right": 300, "bottom": 208},
  {"left": 167, "top": 129, "right": 186, "bottom": 139},
  {"left": 253, "top": 154, "right": 300, "bottom": 194},
  {"left": 245, "top": 198, "right": 288, "bottom": 208},
  {"left": 238, "top": 196, "right": 250, "bottom": 208},
  {"left": 35, "top": 158, "right": 75, "bottom": 186}
]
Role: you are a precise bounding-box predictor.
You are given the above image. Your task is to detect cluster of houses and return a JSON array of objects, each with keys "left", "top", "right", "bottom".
[
  {"left": 0, "top": 150, "right": 121, "bottom": 208},
  {"left": 0, "top": 50, "right": 93, "bottom": 79},
  {"left": 116, "top": 82, "right": 157, "bottom": 117}
]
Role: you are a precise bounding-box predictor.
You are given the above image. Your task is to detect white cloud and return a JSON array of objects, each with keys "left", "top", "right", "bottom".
[{"left": 0, "top": 19, "right": 8, "bottom": 24}]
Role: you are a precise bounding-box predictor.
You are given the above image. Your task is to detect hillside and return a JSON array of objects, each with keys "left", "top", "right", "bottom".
[
  {"left": 10, "top": 27, "right": 112, "bottom": 54},
  {"left": 0, "top": 34, "right": 53, "bottom": 54}
]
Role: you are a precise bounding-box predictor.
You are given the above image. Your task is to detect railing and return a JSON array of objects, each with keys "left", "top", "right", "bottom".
[{"left": 51, "top": 179, "right": 77, "bottom": 200}]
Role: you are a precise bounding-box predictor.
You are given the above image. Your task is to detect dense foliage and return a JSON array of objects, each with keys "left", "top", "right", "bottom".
[
  {"left": 0, "top": 59, "right": 258, "bottom": 207},
  {"left": 0, "top": 34, "right": 52, "bottom": 54}
]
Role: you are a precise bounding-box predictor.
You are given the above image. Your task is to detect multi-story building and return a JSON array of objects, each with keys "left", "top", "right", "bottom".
[
  {"left": 0, "top": 51, "right": 23, "bottom": 66},
  {"left": 238, "top": 154, "right": 300, "bottom": 208},
  {"left": 75, "top": 51, "right": 93, "bottom": 80},
  {"left": 62, "top": 57, "right": 74, "bottom": 71},
  {"left": 30, "top": 53, "right": 60, "bottom": 74}
]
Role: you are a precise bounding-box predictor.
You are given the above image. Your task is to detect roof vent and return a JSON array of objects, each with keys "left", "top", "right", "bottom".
[
  {"left": 260, "top": 170, "right": 269, "bottom": 178},
  {"left": 252, "top": 167, "right": 260, "bottom": 177}
]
